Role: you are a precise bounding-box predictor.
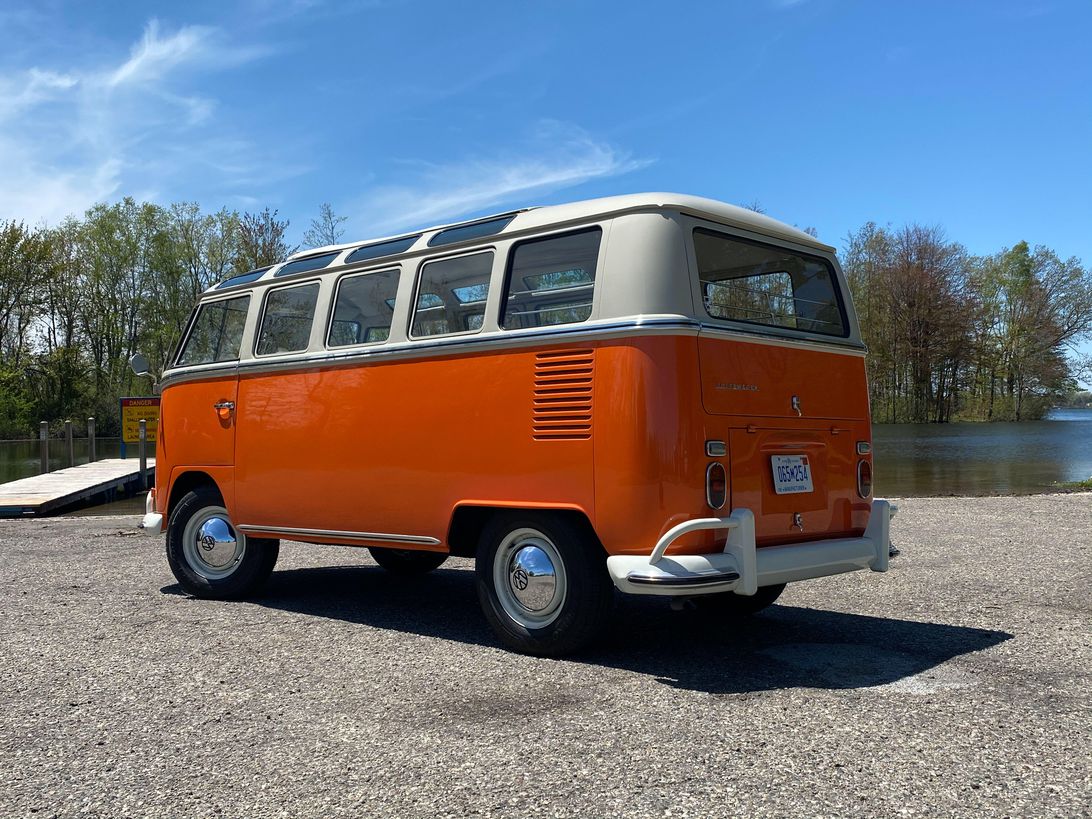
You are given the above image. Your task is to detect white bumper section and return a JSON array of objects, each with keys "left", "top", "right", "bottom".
[
  {"left": 606, "top": 499, "right": 897, "bottom": 597},
  {"left": 139, "top": 489, "right": 164, "bottom": 534}
]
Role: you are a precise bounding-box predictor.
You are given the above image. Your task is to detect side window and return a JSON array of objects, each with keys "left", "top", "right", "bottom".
[
  {"left": 410, "top": 252, "right": 493, "bottom": 338},
  {"left": 176, "top": 295, "right": 250, "bottom": 366},
  {"left": 328, "top": 269, "right": 400, "bottom": 347},
  {"left": 501, "top": 228, "right": 601, "bottom": 330},
  {"left": 256, "top": 282, "right": 320, "bottom": 355},
  {"left": 693, "top": 229, "right": 847, "bottom": 337}
]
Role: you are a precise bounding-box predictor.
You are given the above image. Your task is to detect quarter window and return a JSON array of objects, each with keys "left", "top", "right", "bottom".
[
  {"left": 502, "top": 229, "right": 601, "bottom": 330},
  {"left": 411, "top": 252, "right": 494, "bottom": 338},
  {"left": 693, "top": 229, "right": 847, "bottom": 337},
  {"left": 176, "top": 295, "right": 250, "bottom": 366},
  {"left": 328, "top": 269, "right": 400, "bottom": 348},
  {"left": 256, "top": 283, "right": 320, "bottom": 355}
]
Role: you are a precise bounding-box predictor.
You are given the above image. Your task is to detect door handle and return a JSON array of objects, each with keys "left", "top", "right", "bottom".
[{"left": 213, "top": 400, "right": 236, "bottom": 415}]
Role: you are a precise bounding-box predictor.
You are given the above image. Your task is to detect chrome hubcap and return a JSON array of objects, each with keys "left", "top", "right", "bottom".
[
  {"left": 493, "top": 528, "right": 567, "bottom": 628},
  {"left": 196, "top": 518, "right": 238, "bottom": 568},
  {"left": 508, "top": 545, "right": 557, "bottom": 612},
  {"left": 182, "top": 506, "right": 246, "bottom": 580}
]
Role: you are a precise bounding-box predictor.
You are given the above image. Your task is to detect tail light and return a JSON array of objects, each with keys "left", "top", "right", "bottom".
[
  {"left": 857, "top": 459, "right": 873, "bottom": 499},
  {"left": 706, "top": 462, "right": 726, "bottom": 509}
]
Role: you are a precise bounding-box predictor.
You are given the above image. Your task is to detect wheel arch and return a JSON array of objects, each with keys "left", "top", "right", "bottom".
[
  {"left": 166, "top": 469, "right": 225, "bottom": 520},
  {"left": 446, "top": 502, "right": 602, "bottom": 558}
]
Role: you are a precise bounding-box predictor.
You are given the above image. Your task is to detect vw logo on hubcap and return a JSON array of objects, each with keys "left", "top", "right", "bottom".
[
  {"left": 200, "top": 533, "right": 216, "bottom": 551},
  {"left": 512, "top": 566, "right": 529, "bottom": 591}
]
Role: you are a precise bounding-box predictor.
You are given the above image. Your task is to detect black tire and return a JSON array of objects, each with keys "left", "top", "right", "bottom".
[
  {"left": 369, "top": 547, "right": 448, "bottom": 575},
  {"left": 166, "top": 486, "right": 279, "bottom": 600},
  {"left": 476, "top": 511, "right": 614, "bottom": 656},
  {"left": 693, "top": 583, "right": 786, "bottom": 616}
]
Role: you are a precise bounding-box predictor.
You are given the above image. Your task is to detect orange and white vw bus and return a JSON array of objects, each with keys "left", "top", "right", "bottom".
[{"left": 138, "top": 193, "right": 896, "bottom": 655}]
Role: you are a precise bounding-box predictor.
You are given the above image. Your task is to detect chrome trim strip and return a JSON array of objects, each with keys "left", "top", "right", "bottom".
[
  {"left": 236, "top": 524, "right": 441, "bottom": 546},
  {"left": 159, "top": 316, "right": 865, "bottom": 390},
  {"left": 627, "top": 571, "right": 741, "bottom": 587},
  {"left": 696, "top": 325, "right": 866, "bottom": 355},
  {"left": 159, "top": 318, "right": 696, "bottom": 388}
]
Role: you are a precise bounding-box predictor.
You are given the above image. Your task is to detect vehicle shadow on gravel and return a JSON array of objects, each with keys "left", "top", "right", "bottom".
[{"left": 163, "top": 565, "right": 1012, "bottom": 695}]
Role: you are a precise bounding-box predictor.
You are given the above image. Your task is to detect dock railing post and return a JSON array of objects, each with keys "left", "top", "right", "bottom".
[
  {"left": 87, "top": 417, "right": 96, "bottom": 463},
  {"left": 39, "top": 421, "right": 49, "bottom": 474},
  {"left": 138, "top": 419, "right": 148, "bottom": 490},
  {"left": 65, "top": 420, "right": 74, "bottom": 468}
]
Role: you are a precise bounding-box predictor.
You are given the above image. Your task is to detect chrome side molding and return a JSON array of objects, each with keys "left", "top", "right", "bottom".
[{"left": 236, "top": 524, "right": 440, "bottom": 546}]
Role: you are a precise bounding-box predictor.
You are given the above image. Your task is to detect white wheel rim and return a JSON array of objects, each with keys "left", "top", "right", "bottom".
[
  {"left": 182, "top": 505, "right": 246, "bottom": 581},
  {"left": 492, "top": 527, "right": 567, "bottom": 629}
]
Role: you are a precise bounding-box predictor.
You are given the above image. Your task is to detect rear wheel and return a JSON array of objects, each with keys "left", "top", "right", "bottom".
[
  {"left": 694, "top": 583, "right": 786, "bottom": 616},
  {"left": 166, "top": 487, "right": 279, "bottom": 599},
  {"left": 368, "top": 547, "right": 447, "bottom": 575},
  {"left": 476, "top": 512, "right": 613, "bottom": 656}
]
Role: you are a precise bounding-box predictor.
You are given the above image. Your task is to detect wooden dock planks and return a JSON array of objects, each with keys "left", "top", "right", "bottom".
[{"left": 0, "top": 459, "right": 155, "bottom": 518}]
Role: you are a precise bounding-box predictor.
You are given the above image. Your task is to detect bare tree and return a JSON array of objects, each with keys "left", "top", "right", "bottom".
[{"left": 303, "top": 202, "right": 348, "bottom": 249}]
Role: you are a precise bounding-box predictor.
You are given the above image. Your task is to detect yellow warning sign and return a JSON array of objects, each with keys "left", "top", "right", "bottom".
[{"left": 120, "top": 397, "right": 160, "bottom": 444}]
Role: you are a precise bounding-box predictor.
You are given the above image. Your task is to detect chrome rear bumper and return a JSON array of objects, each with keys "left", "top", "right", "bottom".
[{"left": 606, "top": 499, "right": 897, "bottom": 597}]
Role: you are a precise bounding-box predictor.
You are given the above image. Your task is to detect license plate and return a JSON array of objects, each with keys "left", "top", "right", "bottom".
[{"left": 771, "top": 455, "right": 814, "bottom": 494}]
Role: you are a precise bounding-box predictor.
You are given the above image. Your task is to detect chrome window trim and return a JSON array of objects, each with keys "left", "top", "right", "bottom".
[{"left": 253, "top": 278, "right": 323, "bottom": 358}]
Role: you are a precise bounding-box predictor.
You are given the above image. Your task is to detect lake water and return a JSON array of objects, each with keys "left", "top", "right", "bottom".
[
  {"left": 1, "top": 410, "right": 1090, "bottom": 503},
  {"left": 873, "top": 408, "right": 1092, "bottom": 496},
  {"left": 0, "top": 437, "right": 124, "bottom": 484}
]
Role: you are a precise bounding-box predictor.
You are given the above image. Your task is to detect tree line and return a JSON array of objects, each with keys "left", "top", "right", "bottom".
[
  {"left": 0, "top": 198, "right": 1089, "bottom": 438},
  {"left": 843, "top": 223, "right": 1092, "bottom": 422},
  {"left": 0, "top": 199, "right": 344, "bottom": 438}
]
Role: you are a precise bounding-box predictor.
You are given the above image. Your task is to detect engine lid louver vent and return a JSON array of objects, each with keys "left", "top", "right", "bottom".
[{"left": 533, "top": 349, "right": 594, "bottom": 441}]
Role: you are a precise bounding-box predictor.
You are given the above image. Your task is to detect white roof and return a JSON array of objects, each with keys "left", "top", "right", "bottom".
[{"left": 290, "top": 192, "right": 833, "bottom": 262}]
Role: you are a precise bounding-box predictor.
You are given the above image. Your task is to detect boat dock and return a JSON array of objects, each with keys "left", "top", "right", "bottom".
[{"left": 0, "top": 459, "right": 155, "bottom": 518}]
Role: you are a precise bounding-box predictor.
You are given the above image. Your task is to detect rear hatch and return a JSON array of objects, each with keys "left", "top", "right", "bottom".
[{"left": 698, "top": 333, "right": 870, "bottom": 545}]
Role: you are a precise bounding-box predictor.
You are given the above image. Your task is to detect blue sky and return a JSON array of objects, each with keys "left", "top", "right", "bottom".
[{"left": 1, "top": 0, "right": 1090, "bottom": 363}]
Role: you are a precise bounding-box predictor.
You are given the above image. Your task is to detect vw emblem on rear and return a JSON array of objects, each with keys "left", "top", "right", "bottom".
[
  {"left": 200, "top": 533, "right": 216, "bottom": 551},
  {"left": 512, "top": 566, "right": 529, "bottom": 591}
]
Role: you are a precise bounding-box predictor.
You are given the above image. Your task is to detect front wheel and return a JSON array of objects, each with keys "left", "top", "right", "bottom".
[
  {"left": 476, "top": 512, "right": 614, "bottom": 656},
  {"left": 166, "top": 487, "right": 279, "bottom": 599}
]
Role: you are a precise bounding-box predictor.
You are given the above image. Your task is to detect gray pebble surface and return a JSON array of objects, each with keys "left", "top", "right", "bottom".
[{"left": 0, "top": 494, "right": 1089, "bottom": 818}]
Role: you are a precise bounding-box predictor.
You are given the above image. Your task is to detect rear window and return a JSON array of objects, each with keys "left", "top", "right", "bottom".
[
  {"left": 501, "top": 228, "right": 600, "bottom": 330},
  {"left": 410, "top": 252, "right": 493, "bottom": 338},
  {"left": 693, "top": 229, "right": 847, "bottom": 337},
  {"left": 176, "top": 295, "right": 250, "bottom": 366},
  {"left": 256, "top": 283, "right": 320, "bottom": 355}
]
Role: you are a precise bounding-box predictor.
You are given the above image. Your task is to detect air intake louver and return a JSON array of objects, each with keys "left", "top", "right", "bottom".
[{"left": 533, "top": 350, "right": 594, "bottom": 441}]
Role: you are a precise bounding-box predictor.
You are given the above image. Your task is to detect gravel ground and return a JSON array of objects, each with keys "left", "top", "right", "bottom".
[{"left": 0, "top": 494, "right": 1089, "bottom": 818}]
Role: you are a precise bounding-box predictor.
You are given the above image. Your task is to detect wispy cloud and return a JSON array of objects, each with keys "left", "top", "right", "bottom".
[
  {"left": 351, "top": 121, "right": 652, "bottom": 235},
  {"left": 106, "top": 20, "right": 214, "bottom": 87},
  {"left": 0, "top": 19, "right": 274, "bottom": 225}
]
